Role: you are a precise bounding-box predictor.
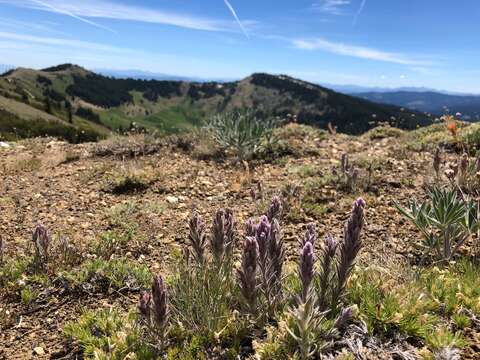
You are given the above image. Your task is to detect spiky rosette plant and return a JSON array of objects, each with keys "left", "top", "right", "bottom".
[
  {"left": 32, "top": 223, "right": 51, "bottom": 270},
  {"left": 188, "top": 212, "right": 207, "bottom": 265},
  {"left": 395, "top": 187, "right": 478, "bottom": 262}
]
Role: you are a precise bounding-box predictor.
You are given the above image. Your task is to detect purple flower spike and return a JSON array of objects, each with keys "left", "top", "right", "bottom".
[
  {"left": 211, "top": 208, "right": 236, "bottom": 263},
  {"left": 151, "top": 275, "right": 168, "bottom": 330},
  {"left": 332, "top": 198, "right": 366, "bottom": 307},
  {"left": 245, "top": 218, "right": 257, "bottom": 237},
  {"left": 299, "top": 241, "right": 315, "bottom": 302},
  {"left": 333, "top": 306, "right": 354, "bottom": 330},
  {"left": 300, "top": 223, "right": 317, "bottom": 247},
  {"left": 318, "top": 234, "right": 338, "bottom": 310},
  {"left": 266, "top": 196, "right": 283, "bottom": 221},
  {"left": 188, "top": 212, "right": 207, "bottom": 265},
  {"left": 324, "top": 234, "right": 338, "bottom": 258},
  {"left": 256, "top": 215, "right": 271, "bottom": 261},
  {"left": 32, "top": 223, "right": 51, "bottom": 268},
  {"left": 138, "top": 291, "right": 152, "bottom": 321},
  {"left": 269, "top": 219, "right": 285, "bottom": 296},
  {"left": 237, "top": 237, "right": 258, "bottom": 312}
]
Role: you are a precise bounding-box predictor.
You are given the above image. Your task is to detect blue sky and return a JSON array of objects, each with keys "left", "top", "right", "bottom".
[{"left": 0, "top": 0, "right": 479, "bottom": 92}]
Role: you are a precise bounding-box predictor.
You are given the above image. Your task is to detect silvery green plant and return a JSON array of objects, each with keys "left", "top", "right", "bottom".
[
  {"left": 286, "top": 294, "right": 324, "bottom": 360},
  {"left": 205, "top": 109, "right": 278, "bottom": 161},
  {"left": 395, "top": 187, "right": 479, "bottom": 263},
  {"left": 32, "top": 224, "right": 51, "bottom": 270},
  {"left": 188, "top": 212, "right": 207, "bottom": 265},
  {"left": 434, "top": 347, "right": 461, "bottom": 360}
]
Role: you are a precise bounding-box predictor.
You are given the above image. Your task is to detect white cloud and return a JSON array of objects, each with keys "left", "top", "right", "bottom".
[
  {"left": 223, "top": 0, "right": 249, "bottom": 39},
  {"left": 353, "top": 0, "right": 367, "bottom": 25},
  {"left": 29, "top": 0, "right": 116, "bottom": 33},
  {"left": 292, "top": 37, "right": 432, "bottom": 66},
  {"left": 0, "top": 0, "right": 255, "bottom": 33},
  {"left": 0, "top": 31, "right": 132, "bottom": 53},
  {"left": 312, "top": 0, "right": 351, "bottom": 15}
]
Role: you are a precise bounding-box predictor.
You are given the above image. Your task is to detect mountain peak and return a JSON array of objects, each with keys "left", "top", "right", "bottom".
[{"left": 41, "top": 63, "right": 86, "bottom": 72}]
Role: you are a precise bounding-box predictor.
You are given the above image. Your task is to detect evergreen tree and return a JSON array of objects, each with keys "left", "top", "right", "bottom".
[{"left": 45, "top": 97, "right": 52, "bottom": 114}]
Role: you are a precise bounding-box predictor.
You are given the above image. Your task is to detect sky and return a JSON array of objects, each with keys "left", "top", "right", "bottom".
[{"left": 0, "top": 0, "right": 479, "bottom": 93}]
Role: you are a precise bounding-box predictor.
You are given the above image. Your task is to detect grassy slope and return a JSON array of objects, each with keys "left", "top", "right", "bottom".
[{"left": 0, "top": 65, "right": 434, "bottom": 140}]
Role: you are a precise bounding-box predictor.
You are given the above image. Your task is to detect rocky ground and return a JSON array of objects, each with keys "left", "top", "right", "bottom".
[{"left": 0, "top": 124, "right": 478, "bottom": 359}]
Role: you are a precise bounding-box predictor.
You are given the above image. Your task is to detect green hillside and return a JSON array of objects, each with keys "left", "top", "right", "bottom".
[{"left": 0, "top": 64, "right": 433, "bottom": 141}]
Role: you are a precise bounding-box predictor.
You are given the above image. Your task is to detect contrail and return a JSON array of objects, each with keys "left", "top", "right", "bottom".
[
  {"left": 223, "top": 0, "right": 249, "bottom": 38},
  {"left": 353, "top": 0, "right": 367, "bottom": 26},
  {"left": 30, "top": 0, "right": 116, "bottom": 33}
]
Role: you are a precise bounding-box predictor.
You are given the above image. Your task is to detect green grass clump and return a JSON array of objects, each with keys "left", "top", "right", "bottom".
[
  {"left": 0, "top": 258, "right": 30, "bottom": 291},
  {"left": 61, "top": 258, "right": 151, "bottom": 290},
  {"left": 365, "top": 125, "right": 406, "bottom": 140},
  {"left": 348, "top": 260, "right": 480, "bottom": 351},
  {"left": 64, "top": 308, "right": 154, "bottom": 359}
]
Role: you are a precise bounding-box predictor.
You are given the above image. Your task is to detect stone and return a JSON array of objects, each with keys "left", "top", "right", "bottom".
[
  {"left": 33, "top": 346, "right": 45, "bottom": 355},
  {"left": 166, "top": 196, "right": 178, "bottom": 204}
]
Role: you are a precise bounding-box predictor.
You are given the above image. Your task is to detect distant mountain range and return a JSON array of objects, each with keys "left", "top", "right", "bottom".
[
  {"left": 86, "top": 68, "right": 480, "bottom": 120},
  {"left": 355, "top": 91, "right": 480, "bottom": 120},
  {"left": 94, "top": 68, "right": 236, "bottom": 83},
  {"left": 0, "top": 64, "right": 433, "bottom": 142},
  {"left": 323, "top": 83, "right": 475, "bottom": 96}
]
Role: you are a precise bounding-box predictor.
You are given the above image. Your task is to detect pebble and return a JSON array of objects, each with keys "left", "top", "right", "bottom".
[
  {"left": 33, "top": 346, "right": 45, "bottom": 355},
  {"left": 166, "top": 196, "right": 179, "bottom": 204}
]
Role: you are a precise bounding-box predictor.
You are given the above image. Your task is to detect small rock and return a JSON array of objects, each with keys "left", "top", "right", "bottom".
[
  {"left": 0, "top": 141, "right": 10, "bottom": 148},
  {"left": 34, "top": 346, "right": 45, "bottom": 355},
  {"left": 166, "top": 196, "right": 178, "bottom": 204}
]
